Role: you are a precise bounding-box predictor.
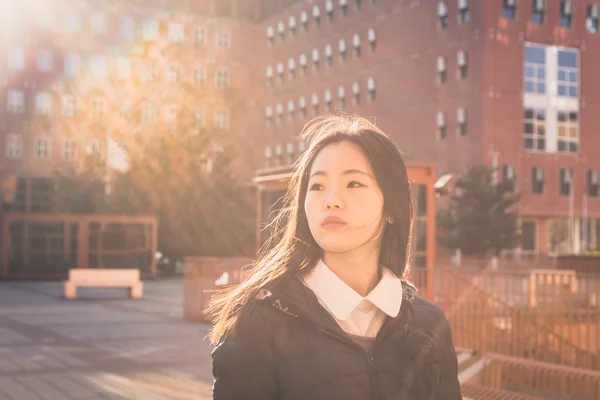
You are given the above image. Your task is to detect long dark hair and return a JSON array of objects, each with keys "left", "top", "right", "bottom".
[{"left": 209, "top": 115, "right": 414, "bottom": 343}]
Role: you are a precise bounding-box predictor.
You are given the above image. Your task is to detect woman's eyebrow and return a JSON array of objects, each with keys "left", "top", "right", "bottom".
[{"left": 309, "top": 169, "right": 371, "bottom": 179}]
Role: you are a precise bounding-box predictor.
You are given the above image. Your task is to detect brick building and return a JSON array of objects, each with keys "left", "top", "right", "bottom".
[{"left": 257, "top": 0, "right": 600, "bottom": 259}]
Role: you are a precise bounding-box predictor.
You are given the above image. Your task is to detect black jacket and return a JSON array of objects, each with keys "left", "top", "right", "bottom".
[{"left": 212, "top": 274, "right": 462, "bottom": 399}]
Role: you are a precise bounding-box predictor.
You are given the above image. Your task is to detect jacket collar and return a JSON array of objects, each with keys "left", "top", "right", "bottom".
[{"left": 302, "top": 260, "right": 403, "bottom": 321}]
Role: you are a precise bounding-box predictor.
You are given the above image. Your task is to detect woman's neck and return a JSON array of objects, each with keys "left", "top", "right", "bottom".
[{"left": 322, "top": 249, "right": 380, "bottom": 297}]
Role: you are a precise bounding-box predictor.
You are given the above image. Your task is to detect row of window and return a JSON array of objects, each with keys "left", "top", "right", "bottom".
[
  {"left": 266, "top": 29, "right": 377, "bottom": 84},
  {"left": 436, "top": 51, "right": 469, "bottom": 84},
  {"left": 264, "top": 141, "right": 308, "bottom": 167},
  {"left": 10, "top": 7, "right": 232, "bottom": 48},
  {"left": 503, "top": 164, "right": 600, "bottom": 197},
  {"left": 267, "top": 0, "right": 377, "bottom": 45},
  {"left": 4, "top": 92, "right": 230, "bottom": 129},
  {"left": 524, "top": 44, "right": 579, "bottom": 97},
  {"left": 437, "top": 0, "right": 471, "bottom": 29},
  {"left": 265, "top": 78, "right": 377, "bottom": 126},
  {"left": 7, "top": 50, "right": 229, "bottom": 88},
  {"left": 502, "top": 0, "right": 600, "bottom": 32},
  {"left": 436, "top": 108, "right": 469, "bottom": 139},
  {"left": 4, "top": 135, "right": 101, "bottom": 161}
]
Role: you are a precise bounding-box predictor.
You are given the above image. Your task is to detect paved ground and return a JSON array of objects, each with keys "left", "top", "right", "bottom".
[{"left": 0, "top": 279, "right": 214, "bottom": 399}]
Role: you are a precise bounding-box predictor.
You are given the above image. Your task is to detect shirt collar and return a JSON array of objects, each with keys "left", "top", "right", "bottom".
[{"left": 302, "top": 260, "right": 403, "bottom": 321}]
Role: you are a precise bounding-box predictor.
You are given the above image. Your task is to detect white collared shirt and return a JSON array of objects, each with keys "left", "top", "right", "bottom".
[{"left": 302, "top": 260, "right": 403, "bottom": 338}]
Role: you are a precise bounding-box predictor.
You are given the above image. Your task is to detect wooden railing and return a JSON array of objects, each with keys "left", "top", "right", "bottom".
[{"left": 410, "top": 267, "right": 600, "bottom": 370}]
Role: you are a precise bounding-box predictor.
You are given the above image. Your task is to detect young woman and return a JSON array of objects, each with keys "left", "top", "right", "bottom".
[{"left": 209, "top": 116, "right": 462, "bottom": 399}]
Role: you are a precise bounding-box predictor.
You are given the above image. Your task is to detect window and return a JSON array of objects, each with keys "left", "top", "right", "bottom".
[
  {"left": 438, "top": 1, "right": 449, "bottom": 29},
  {"left": 119, "top": 101, "right": 132, "bottom": 120},
  {"left": 167, "top": 64, "right": 180, "bottom": 84},
  {"left": 217, "top": 29, "right": 231, "bottom": 49},
  {"left": 557, "top": 111, "right": 578, "bottom": 153},
  {"left": 34, "top": 137, "right": 51, "bottom": 160},
  {"left": 559, "top": 1, "right": 573, "bottom": 28},
  {"left": 312, "top": 93, "right": 320, "bottom": 116},
  {"left": 324, "top": 90, "right": 333, "bottom": 113},
  {"left": 266, "top": 66, "right": 274, "bottom": 85},
  {"left": 193, "top": 66, "right": 206, "bottom": 86},
  {"left": 523, "top": 108, "right": 546, "bottom": 150},
  {"left": 195, "top": 107, "right": 205, "bottom": 126},
  {"left": 276, "top": 104, "right": 284, "bottom": 125},
  {"left": 437, "top": 56, "right": 447, "bottom": 84},
  {"left": 143, "top": 20, "right": 159, "bottom": 41},
  {"left": 9, "top": 48, "right": 25, "bottom": 70},
  {"left": 458, "top": 0, "right": 470, "bottom": 23},
  {"left": 286, "top": 143, "right": 295, "bottom": 164},
  {"left": 503, "top": 0, "right": 517, "bottom": 20},
  {"left": 117, "top": 57, "right": 131, "bottom": 79},
  {"left": 169, "top": 23, "right": 184, "bottom": 43},
  {"left": 7, "top": 91, "right": 25, "bottom": 114},
  {"left": 91, "top": 13, "right": 107, "bottom": 35},
  {"left": 457, "top": 107, "right": 468, "bottom": 136},
  {"left": 5, "top": 135, "right": 22, "bottom": 158},
  {"left": 588, "top": 170, "right": 600, "bottom": 197},
  {"left": 352, "top": 82, "right": 361, "bottom": 105},
  {"left": 63, "top": 96, "right": 77, "bottom": 117},
  {"left": 532, "top": 0, "right": 545, "bottom": 24},
  {"left": 64, "top": 53, "right": 80, "bottom": 77},
  {"left": 265, "top": 146, "right": 272, "bottom": 167},
  {"left": 195, "top": 26, "right": 206, "bottom": 46},
  {"left": 559, "top": 168, "right": 572, "bottom": 196},
  {"left": 327, "top": 1, "right": 334, "bottom": 22},
  {"left": 588, "top": 4, "right": 599, "bottom": 33},
  {"left": 62, "top": 139, "right": 77, "bottom": 161},
  {"left": 120, "top": 17, "right": 134, "bottom": 39},
  {"left": 367, "top": 77, "right": 376, "bottom": 102},
  {"left": 35, "top": 92, "right": 52, "bottom": 116},
  {"left": 436, "top": 112, "right": 446, "bottom": 139},
  {"left": 90, "top": 55, "right": 107, "bottom": 78},
  {"left": 301, "top": 11, "right": 309, "bottom": 32},
  {"left": 521, "top": 221, "right": 537, "bottom": 254},
  {"left": 557, "top": 49, "right": 578, "bottom": 97},
  {"left": 325, "top": 44, "right": 333, "bottom": 67},
  {"left": 288, "top": 100, "right": 295, "bottom": 121},
  {"left": 142, "top": 62, "right": 156, "bottom": 82},
  {"left": 457, "top": 51, "right": 468, "bottom": 79},
  {"left": 289, "top": 16, "right": 297, "bottom": 37},
  {"left": 300, "top": 53, "right": 308, "bottom": 75},
  {"left": 503, "top": 165, "right": 516, "bottom": 192},
  {"left": 278, "top": 21, "right": 285, "bottom": 41},
  {"left": 38, "top": 50, "right": 53, "bottom": 72},
  {"left": 341, "top": 0, "right": 348, "bottom": 16},
  {"left": 532, "top": 167, "right": 545, "bottom": 194},
  {"left": 312, "top": 49, "right": 320, "bottom": 71},
  {"left": 288, "top": 58, "right": 296, "bottom": 80},
  {"left": 355, "top": 0, "right": 363, "bottom": 10},
  {"left": 165, "top": 105, "right": 178, "bottom": 123},
  {"left": 86, "top": 140, "right": 102, "bottom": 158},
  {"left": 265, "top": 106, "right": 273, "bottom": 127},
  {"left": 338, "top": 86, "right": 346, "bottom": 109},
  {"left": 524, "top": 44, "right": 546, "bottom": 94},
  {"left": 353, "top": 34, "right": 361, "bottom": 58},
  {"left": 66, "top": 12, "right": 82, "bottom": 32},
  {"left": 141, "top": 102, "right": 155, "bottom": 124},
  {"left": 313, "top": 5, "right": 321, "bottom": 27},
  {"left": 92, "top": 98, "right": 104, "bottom": 119},
  {"left": 277, "top": 62, "right": 284, "bottom": 83},
  {"left": 299, "top": 96, "right": 307, "bottom": 118},
  {"left": 368, "top": 28, "right": 377, "bottom": 52},
  {"left": 339, "top": 39, "right": 347, "bottom": 63},
  {"left": 267, "top": 25, "right": 275, "bottom": 46},
  {"left": 214, "top": 109, "right": 229, "bottom": 130}
]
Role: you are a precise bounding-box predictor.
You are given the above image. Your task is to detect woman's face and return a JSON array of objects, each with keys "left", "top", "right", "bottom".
[{"left": 304, "top": 141, "right": 385, "bottom": 254}]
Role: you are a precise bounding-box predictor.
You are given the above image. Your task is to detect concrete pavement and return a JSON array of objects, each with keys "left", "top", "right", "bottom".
[{"left": 0, "top": 279, "right": 214, "bottom": 399}]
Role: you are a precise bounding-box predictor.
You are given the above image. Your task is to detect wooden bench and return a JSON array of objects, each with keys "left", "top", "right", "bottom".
[{"left": 64, "top": 269, "right": 143, "bottom": 300}]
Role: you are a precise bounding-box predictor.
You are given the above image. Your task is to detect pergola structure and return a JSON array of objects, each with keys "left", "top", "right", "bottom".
[{"left": 252, "top": 163, "right": 437, "bottom": 299}]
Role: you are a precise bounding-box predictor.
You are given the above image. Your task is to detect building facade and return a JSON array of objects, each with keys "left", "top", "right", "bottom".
[{"left": 256, "top": 0, "right": 600, "bottom": 259}]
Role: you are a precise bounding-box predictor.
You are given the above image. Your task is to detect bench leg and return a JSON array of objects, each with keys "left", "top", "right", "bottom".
[
  {"left": 64, "top": 282, "right": 76, "bottom": 300},
  {"left": 130, "top": 283, "right": 143, "bottom": 299}
]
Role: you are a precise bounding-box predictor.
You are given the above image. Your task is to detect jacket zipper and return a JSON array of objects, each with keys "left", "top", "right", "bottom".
[{"left": 316, "top": 325, "right": 380, "bottom": 400}]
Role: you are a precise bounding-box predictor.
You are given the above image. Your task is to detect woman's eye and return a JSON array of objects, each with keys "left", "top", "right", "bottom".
[
  {"left": 309, "top": 183, "right": 323, "bottom": 191},
  {"left": 348, "top": 181, "right": 365, "bottom": 188}
]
